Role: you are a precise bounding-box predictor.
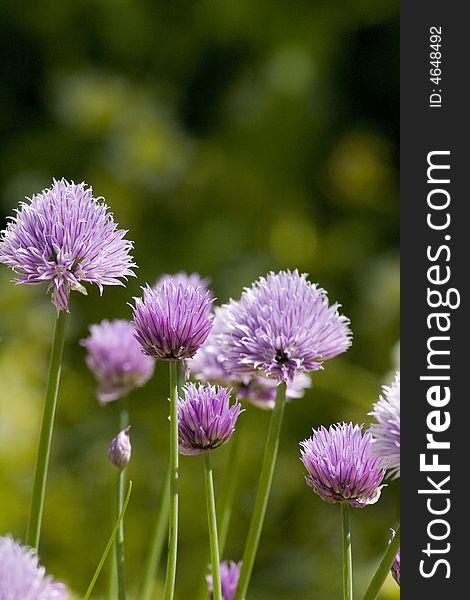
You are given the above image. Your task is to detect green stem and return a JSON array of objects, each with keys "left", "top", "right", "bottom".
[
  {"left": 234, "top": 383, "right": 287, "bottom": 600},
  {"left": 138, "top": 362, "right": 183, "bottom": 600},
  {"left": 26, "top": 309, "right": 68, "bottom": 549},
  {"left": 204, "top": 453, "right": 222, "bottom": 600},
  {"left": 163, "top": 360, "right": 179, "bottom": 600},
  {"left": 177, "top": 360, "right": 185, "bottom": 392},
  {"left": 84, "top": 481, "right": 133, "bottom": 600},
  {"left": 363, "top": 527, "right": 400, "bottom": 600},
  {"left": 116, "top": 402, "right": 129, "bottom": 600},
  {"left": 196, "top": 421, "right": 243, "bottom": 600},
  {"left": 341, "top": 503, "right": 353, "bottom": 600},
  {"left": 138, "top": 468, "right": 171, "bottom": 600}
]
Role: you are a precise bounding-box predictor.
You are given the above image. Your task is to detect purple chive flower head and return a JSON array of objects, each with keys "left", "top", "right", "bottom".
[
  {"left": 218, "top": 270, "right": 351, "bottom": 383},
  {"left": 0, "top": 535, "right": 68, "bottom": 599},
  {"left": 132, "top": 280, "right": 214, "bottom": 361},
  {"left": 391, "top": 547, "right": 400, "bottom": 586},
  {"left": 178, "top": 383, "right": 242, "bottom": 455},
  {"left": 156, "top": 271, "right": 212, "bottom": 295},
  {"left": 206, "top": 560, "right": 241, "bottom": 600},
  {"left": 81, "top": 319, "right": 155, "bottom": 404},
  {"left": 0, "top": 178, "right": 136, "bottom": 311},
  {"left": 369, "top": 371, "right": 400, "bottom": 479},
  {"left": 108, "top": 426, "right": 132, "bottom": 470},
  {"left": 300, "top": 423, "right": 385, "bottom": 508},
  {"left": 188, "top": 306, "right": 311, "bottom": 409}
]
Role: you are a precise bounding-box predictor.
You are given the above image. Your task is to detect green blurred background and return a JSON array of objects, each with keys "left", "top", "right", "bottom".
[{"left": 0, "top": 0, "right": 399, "bottom": 598}]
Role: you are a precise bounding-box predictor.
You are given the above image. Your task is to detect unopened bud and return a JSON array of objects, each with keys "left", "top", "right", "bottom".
[{"left": 108, "top": 426, "right": 131, "bottom": 469}]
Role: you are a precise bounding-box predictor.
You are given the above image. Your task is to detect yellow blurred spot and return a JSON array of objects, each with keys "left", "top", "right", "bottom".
[
  {"left": 54, "top": 71, "right": 130, "bottom": 134},
  {"left": 105, "top": 109, "right": 192, "bottom": 191},
  {"left": 269, "top": 214, "right": 317, "bottom": 268},
  {"left": 53, "top": 70, "right": 192, "bottom": 191},
  {"left": 327, "top": 132, "right": 396, "bottom": 209}
]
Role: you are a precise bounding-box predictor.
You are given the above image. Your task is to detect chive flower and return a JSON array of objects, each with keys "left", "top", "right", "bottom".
[
  {"left": 188, "top": 306, "right": 311, "bottom": 409},
  {"left": 156, "top": 271, "right": 212, "bottom": 295},
  {"left": 369, "top": 371, "right": 400, "bottom": 479},
  {"left": 108, "top": 426, "right": 132, "bottom": 470},
  {"left": 0, "top": 535, "right": 68, "bottom": 599},
  {"left": 132, "top": 280, "right": 214, "bottom": 360},
  {"left": 81, "top": 319, "right": 155, "bottom": 404},
  {"left": 300, "top": 423, "right": 385, "bottom": 508},
  {"left": 0, "top": 178, "right": 136, "bottom": 311},
  {"left": 217, "top": 270, "right": 351, "bottom": 382},
  {"left": 207, "top": 560, "right": 241, "bottom": 600},
  {"left": 178, "top": 383, "right": 242, "bottom": 455}
]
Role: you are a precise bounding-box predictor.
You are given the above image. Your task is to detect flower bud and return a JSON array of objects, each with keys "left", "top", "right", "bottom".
[{"left": 108, "top": 426, "right": 131, "bottom": 469}]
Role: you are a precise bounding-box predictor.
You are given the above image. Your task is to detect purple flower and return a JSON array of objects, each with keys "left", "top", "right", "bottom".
[
  {"left": 81, "top": 319, "right": 155, "bottom": 403},
  {"left": 300, "top": 423, "right": 385, "bottom": 508},
  {"left": 108, "top": 426, "right": 132, "bottom": 469},
  {"left": 132, "top": 280, "right": 214, "bottom": 361},
  {"left": 188, "top": 306, "right": 311, "bottom": 409},
  {"left": 0, "top": 535, "right": 68, "bottom": 599},
  {"left": 0, "top": 178, "right": 136, "bottom": 311},
  {"left": 206, "top": 560, "right": 241, "bottom": 600},
  {"left": 391, "top": 547, "right": 400, "bottom": 586},
  {"left": 369, "top": 372, "right": 400, "bottom": 479},
  {"left": 156, "top": 271, "right": 212, "bottom": 295},
  {"left": 178, "top": 383, "right": 242, "bottom": 455},
  {"left": 217, "top": 270, "right": 351, "bottom": 383}
]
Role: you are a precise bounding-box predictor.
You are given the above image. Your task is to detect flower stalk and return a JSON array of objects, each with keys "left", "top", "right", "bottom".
[
  {"left": 204, "top": 452, "right": 222, "bottom": 600},
  {"left": 26, "top": 309, "right": 68, "bottom": 550},
  {"left": 234, "top": 383, "right": 287, "bottom": 600},
  {"left": 341, "top": 503, "right": 353, "bottom": 600},
  {"left": 196, "top": 423, "right": 242, "bottom": 600},
  {"left": 115, "top": 402, "right": 129, "bottom": 600},
  {"left": 163, "top": 360, "right": 179, "bottom": 600}
]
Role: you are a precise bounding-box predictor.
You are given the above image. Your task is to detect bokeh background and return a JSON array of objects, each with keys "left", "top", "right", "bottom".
[{"left": 0, "top": 1, "right": 399, "bottom": 598}]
